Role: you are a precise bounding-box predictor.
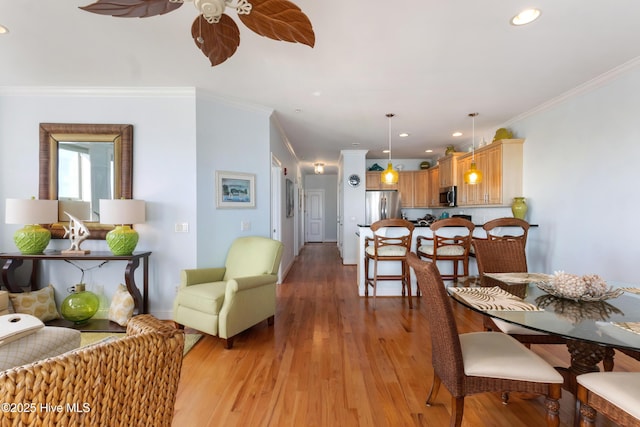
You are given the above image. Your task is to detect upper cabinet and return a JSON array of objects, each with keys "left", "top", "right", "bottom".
[
  {"left": 438, "top": 153, "right": 464, "bottom": 188},
  {"left": 397, "top": 171, "right": 415, "bottom": 207},
  {"left": 365, "top": 171, "right": 398, "bottom": 190},
  {"left": 456, "top": 139, "right": 524, "bottom": 206}
]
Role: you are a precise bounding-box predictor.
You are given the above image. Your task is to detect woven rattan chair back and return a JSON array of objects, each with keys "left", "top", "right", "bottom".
[
  {"left": 364, "top": 219, "right": 415, "bottom": 309},
  {"left": 473, "top": 238, "right": 528, "bottom": 276},
  {"left": 482, "top": 217, "right": 529, "bottom": 247},
  {"left": 407, "top": 253, "right": 465, "bottom": 391}
]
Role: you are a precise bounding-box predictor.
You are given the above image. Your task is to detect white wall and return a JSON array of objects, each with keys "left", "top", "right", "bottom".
[
  {"left": 510, "top": 63, "right": 640, "bottom": 282},
  {"left": 0, "top": 88, "right": 198, "bottom": 318},
  {"left": 339, "top": 150, "right": 368, "bottom": 264},
  {"left": 303, "top": 174, "right": 338, "bottom": 241}
]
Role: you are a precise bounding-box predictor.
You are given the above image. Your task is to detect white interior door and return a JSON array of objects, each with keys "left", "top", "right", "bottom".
[{"left": 306, "top": 189, "right": 324, "bottom": 242}]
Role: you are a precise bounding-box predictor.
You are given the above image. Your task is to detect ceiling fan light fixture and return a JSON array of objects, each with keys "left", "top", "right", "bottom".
[
  {"left": 511, "top": 8, "right": 541, "bottom": 26},
  {"left": 381, "top": 113, "right": 399, "bottom": 185}
]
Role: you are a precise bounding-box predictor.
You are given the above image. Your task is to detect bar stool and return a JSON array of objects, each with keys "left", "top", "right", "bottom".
[
  {"left": 416, "top": 217, "right": 474, "bottom": 280},
  {"left": 364, "top": 219, "right": 414, "bottom": 309}
]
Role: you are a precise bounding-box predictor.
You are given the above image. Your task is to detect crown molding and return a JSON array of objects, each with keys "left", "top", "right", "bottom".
[
  {"left": 504, "top": 55, "right": 640, "bottom": 126},
  {"left": 0, "top": 86, "right": 196, "bottom": 97}
]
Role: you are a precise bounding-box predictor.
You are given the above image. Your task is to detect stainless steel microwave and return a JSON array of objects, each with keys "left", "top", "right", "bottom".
[{"left": 439, "top": 186, "right": 457, "bottom": 207}]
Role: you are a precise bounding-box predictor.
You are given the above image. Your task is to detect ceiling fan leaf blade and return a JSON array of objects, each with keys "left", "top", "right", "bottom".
[
  {"left": 191, "top": 14, "right": 241, "bottom": 67},
  {"left": 79, "top": 0, "right": 182, "bottom": 18},
  {"left": 239, "top": 0, "right": 315, "bottom": 47}
]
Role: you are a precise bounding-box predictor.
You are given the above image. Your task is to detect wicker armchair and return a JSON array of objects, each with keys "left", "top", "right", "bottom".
[
  {"left": 0, "top": 315, "right": 184, "bottom": 427},
  {"left": 407, "top": 253, "right": 563, "bottom": 427}
]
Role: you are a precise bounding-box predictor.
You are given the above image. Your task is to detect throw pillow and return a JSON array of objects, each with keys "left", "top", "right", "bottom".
[
  {"left": 109, "top": 284, "right": 134, "bottom": 327},
  {"left": 8, "top": 285, "right": 61, "bottom": 322}
]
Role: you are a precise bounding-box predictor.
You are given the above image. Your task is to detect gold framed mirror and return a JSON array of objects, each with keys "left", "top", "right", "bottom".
[{"left": 39, "top": 123, "right": 133, "bottom": 239}]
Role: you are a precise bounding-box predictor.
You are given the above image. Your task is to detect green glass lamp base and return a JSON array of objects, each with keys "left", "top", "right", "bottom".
[
  {"left": 14, "top": 225, "right": 52, "bottom": 255},
  {"left": 106, "top": 225, "right": 139, "bottom": 256}
]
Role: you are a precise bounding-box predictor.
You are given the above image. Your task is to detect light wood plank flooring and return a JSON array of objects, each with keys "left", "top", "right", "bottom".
[{"left": 172, "top": 243, "right": 638, "bottom": 426}]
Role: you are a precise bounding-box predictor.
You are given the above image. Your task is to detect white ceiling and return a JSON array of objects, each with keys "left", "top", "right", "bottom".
[{"left": 2, "top": 1, "right": 640, "bottom": 174}]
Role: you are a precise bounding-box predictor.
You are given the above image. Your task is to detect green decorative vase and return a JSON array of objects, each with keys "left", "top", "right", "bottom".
[
  {"left": 60, "top": 284, "right": 100, "bottom": 325},
  {"left": 511, "top": 197, "right": 528, "bottom": 220},
  {"left": 106, "top": 225, "right": 139, "bottom": 256}
]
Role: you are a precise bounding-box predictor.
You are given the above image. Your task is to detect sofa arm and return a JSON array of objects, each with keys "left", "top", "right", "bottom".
[{"left": 180, "top": 267, "right": 226, "bottom": 288}]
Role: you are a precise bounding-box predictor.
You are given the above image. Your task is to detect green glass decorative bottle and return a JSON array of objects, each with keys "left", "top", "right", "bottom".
[{"left": 60, "top": 284, "right": 100, "bottom": 325}]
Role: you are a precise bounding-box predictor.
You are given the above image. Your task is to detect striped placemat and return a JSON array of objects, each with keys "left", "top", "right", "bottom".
[
  {"left": 449, "top": 286, "right": 543, "bottom": 311},
  {"left": 611, "top": 322, "right": 640, "bottom": 335},
  {"left": 620, "top": 287, "right": 640, "bottom": 295}
]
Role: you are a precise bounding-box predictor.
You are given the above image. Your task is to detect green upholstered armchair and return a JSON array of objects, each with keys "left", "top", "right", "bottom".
[{"left": 173, "top": 236, "right": 284, "bottom": 349}]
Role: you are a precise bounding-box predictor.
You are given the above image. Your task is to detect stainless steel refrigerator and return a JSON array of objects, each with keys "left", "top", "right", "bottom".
[{"left": 365, "top": 190, "right": 402, "bottom": 224}]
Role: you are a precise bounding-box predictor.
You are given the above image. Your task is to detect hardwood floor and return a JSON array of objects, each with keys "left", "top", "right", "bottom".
[{"left": 172, "top": 243, "right": 637, "bottom": 426}]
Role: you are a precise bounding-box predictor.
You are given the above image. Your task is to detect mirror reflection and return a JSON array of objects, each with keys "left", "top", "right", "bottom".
[{"left": 58, "top": 141, "right": 115, "bottom": 222}]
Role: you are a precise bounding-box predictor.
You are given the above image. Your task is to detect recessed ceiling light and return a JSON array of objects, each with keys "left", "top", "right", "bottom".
[
  {"left": 399, "top": 132, "right": 409, "bottom": 138},
  {"left": 452, "top": 131, "right": 463, "bottom": 137},
  {"left": 511, "top": 9, "right": 541, "bottom": 26},
  {"left": 312, "top": 91, "right": 322, "bottom": 96},
  {"left": 425, "top": 149, "right": 433, "bottom": 153},
  {"left": 295, "top": 108, "right": 302, "bottom": 113},
  {"left": 0, "top": 25, "right": 9, "bottom": 34},
  {"left": 383, "top": 149, "right": 390, "bottom": 154},
  {"left": 352, "top": 142, "right": 360, "bottom": 146}
]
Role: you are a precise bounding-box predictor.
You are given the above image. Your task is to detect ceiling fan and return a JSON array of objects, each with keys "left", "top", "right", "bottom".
[{"left": 80, "top": 0, "right": 315, "bottom": 66}]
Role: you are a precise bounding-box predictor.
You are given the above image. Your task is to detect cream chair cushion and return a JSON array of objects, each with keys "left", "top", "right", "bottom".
[
  {"left": 577, "top": 372, "right": 640, "bottom": 419},
  {"left": 418, "top": 244, "right": 465, "bottom": 256},
  {"left": 460, "top": 332, "right": 563, "bottom": 383},
  {"left": 365, "top": 246, "right": 407, "bottom": 257}
]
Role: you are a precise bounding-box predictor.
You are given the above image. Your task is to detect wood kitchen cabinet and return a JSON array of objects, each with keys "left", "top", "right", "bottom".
[
  {"left": 456, "top": 139, "right": 524, "bottom": 206},
  {"left": 428, "top": 167, "right": 439, "bottom": 207},
  {"left": 438, "top": 153, "right": 464, "bottom": 188},
  {"left": 366, "top": 171, "right": 398, "bottom": 190},
  {"left": 397, "top": 171, "right": 415, "bottom": 207},
  {"left": 413, "top": 169, "right": 429, "bottom": 207}
]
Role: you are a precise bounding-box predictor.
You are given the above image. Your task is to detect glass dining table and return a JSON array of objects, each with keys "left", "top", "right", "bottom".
[{"left": 448, "top": 273, "right": 640, "bottom": 394}]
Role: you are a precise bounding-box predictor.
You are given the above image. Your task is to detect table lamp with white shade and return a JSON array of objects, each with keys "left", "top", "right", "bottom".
[
  {"left": 99, "top": 199, "right": 146, "bottom": 256},
  {"left": 5, "top": 198, "right": 58, "bottom": 254}
]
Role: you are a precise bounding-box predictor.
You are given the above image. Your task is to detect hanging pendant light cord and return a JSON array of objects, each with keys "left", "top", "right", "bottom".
[
  {"left": 386, "top": 113, "right": 394, "bottom": 160},
  {"left": 469, "top": 112, "right": 478, "bottom": 160}
]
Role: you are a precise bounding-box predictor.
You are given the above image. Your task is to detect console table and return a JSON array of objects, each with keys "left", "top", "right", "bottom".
[{"left": 0, "top": 251, "right": 151, "bottom": 330}]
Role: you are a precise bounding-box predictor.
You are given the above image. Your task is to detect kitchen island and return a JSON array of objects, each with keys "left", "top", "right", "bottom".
[{"left": 357, "top": 221, "right": 534, "bottom": 297}]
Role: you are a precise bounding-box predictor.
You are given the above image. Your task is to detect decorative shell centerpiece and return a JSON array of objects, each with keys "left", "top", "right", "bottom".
[{"left": 536, "top": 271, "right": 623, "bottom": 301}]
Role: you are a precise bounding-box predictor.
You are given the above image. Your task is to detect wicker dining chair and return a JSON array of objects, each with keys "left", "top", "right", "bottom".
[
  {"left": 470, "top": 217, "right": 530, "bottom": 258},
  {"left": 407, "top": 253, "right": 563, "bottom": 427},
  {"left": 364, "top": 218, "right": 415, "bottom": 308},
  {"left": 416, "top": 217, "right": 475, "bottom": 280},
  {"left": 472, "top": 238, "right": 567, "bottom": 347},
  {"left": 577, "top": 372, "right": 640, "bottom": 426}
]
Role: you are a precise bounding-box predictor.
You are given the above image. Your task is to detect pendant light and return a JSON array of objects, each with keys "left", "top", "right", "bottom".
[
  {"left": 381, "top": 113, "right": 399, "bottom": 185},
  {"left": 463, "top": 112, "right": 483, "bottom": 185}
]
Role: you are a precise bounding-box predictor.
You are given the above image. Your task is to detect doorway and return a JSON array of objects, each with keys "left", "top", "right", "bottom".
[{"left": 305, "top": 189, "right": 324, "bottom": 242}]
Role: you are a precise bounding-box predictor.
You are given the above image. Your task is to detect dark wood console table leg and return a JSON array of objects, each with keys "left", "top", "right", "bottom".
[
  {"left": 1, "top": 258, "right": 41, "bottom": 293},
  {"left": 124, "top": 254, "right": 148, "bottom": 315}
]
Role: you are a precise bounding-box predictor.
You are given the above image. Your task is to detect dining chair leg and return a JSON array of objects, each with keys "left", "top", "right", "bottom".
[
  {"left": 373, "top": 260, "right": 378, "bottom": 310},
  {"left": 545, "top": 384, "right": 561, "bottom": 427},
  {"left": 403, "top": 260, "right": 413, "bottom": 309},
  {"left": 450, "top": 396, "right": 465, "bottom": 427},
  {"left": 425, "top": 375, "right": 442, "bottom": 406},
  {"left": 364, "top": 257, "right": 369, "bottom": 297}
]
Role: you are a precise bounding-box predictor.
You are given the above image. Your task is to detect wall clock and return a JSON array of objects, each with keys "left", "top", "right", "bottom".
[{"left": 348, "top": 174, "right": 361, "bottom": 188}]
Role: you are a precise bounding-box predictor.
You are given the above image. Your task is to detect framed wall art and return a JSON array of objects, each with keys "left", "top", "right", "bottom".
[
  {"left": 286, "top": 178, "right": 294, "bottom": 217},
  {"left": 216, "top": 171, "right": 256, "bottom": 208}
]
